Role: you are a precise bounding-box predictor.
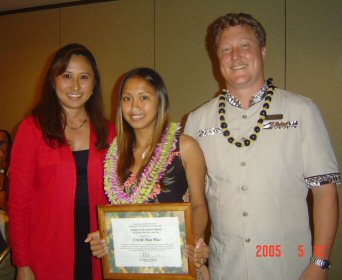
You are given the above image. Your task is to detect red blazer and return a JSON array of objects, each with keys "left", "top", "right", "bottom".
[{"left": 9, "top": 116, "right": 115, "bottom": 280}]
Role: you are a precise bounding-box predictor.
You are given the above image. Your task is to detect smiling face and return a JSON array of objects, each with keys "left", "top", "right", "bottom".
[
  {"left": 54, "top": 54, "right": 95, "bottom": 114},
  {"left": 216, "top": 25, "right": 266, "bottom": 92},
  {"left": 121, "top": 76, "right": 159, "bottom": 133}
]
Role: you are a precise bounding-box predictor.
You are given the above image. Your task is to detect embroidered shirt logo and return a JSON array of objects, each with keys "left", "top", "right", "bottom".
[
  {"left": 263, "top": 121, "right": 299, "bottom": 129},
  {"left": 198, "top": 128, "right": 223, "bottom": 137},
  {"left": 197, "top": 121, "right": 298, "bottom": 137}
]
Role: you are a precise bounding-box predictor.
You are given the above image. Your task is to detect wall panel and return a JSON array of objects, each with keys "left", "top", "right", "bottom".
[
  {"left": 60, "top": 0, "right": 154, "bottom": 119},
  {"left": 155, "top": 0, "right": 285, "bottom": 122},
  {"left": 286, "top": 1, "right": 342, "bottom": 278},
  {"left": 286, "top": 0, "right": 341, "bottom": 164},
  {"left": 0, "top": 10, "right": 60, "bottom": 133}
]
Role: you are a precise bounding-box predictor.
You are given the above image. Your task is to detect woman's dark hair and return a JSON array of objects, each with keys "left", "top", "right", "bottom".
[{"left": 32, "top": 43, "right": 108, "bottom": 149}]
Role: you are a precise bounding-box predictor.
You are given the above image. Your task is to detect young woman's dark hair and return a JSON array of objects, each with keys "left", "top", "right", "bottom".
[
  {"left": 116, "top": 67, "right": 170, "bottom": 183},
  {"left": 32, "top": 43, "right": 108, "bottom": 149}
]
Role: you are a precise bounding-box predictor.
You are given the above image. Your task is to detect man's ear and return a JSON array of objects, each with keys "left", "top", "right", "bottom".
[{"left": 261, "top": 47, "right": 266, "bottom": 63}]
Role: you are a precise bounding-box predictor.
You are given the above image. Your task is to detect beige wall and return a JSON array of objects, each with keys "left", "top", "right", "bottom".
[
  {"left": 155, "top": 0, "right": 286, "bottom": 122},
  {"left": 0, "top": 0, "right": 341, "bottom": 278},
  {"left": 285, "top": 1, "right": 342, "bottom": 276}
]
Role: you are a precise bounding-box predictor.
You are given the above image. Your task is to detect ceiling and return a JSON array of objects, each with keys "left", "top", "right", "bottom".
[{"left": 0, "top": 0, "right": 90, "bottom": 13}]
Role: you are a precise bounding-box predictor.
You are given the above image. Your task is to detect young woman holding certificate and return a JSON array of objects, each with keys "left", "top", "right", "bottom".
[{"left": 86, "top": 67, "right": 209, "bottom": 279}]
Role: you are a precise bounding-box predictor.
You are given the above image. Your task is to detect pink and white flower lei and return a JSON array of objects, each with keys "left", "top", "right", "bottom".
[{"left": 104, "top": 122, "right": 180, "bottom": 204}]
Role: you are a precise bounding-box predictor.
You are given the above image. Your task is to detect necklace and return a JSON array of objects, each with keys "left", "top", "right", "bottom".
[
  {"left": 67, "top": 118, "right": 87, "bottom": 131},
  {"left": 104, "top": 123, "right": 180, "bottom": 204},
  {"left": 141, "top": 148, "right": 148, "bottom": 159},
  {"left": 133, "top": 145, "right": 151, "bottom": 160},
  {"left": 218, "top": 78, "right": 274, "bottom": 147}
]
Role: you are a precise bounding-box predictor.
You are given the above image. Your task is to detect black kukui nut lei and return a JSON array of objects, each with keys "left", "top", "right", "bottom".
[{"left": 218, "top": 78, "right": 275, "bottom": 148}]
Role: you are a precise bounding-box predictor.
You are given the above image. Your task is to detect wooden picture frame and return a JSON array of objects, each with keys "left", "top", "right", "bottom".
[{"left": 97, "top": 202, "right": 196, "bottom": 280}]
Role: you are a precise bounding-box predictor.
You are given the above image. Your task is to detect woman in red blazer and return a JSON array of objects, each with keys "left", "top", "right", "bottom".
[{"left": 9, "top": 43, "right": 115, "bottom": 280}]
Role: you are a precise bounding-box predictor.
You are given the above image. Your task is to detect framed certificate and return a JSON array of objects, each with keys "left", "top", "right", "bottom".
[{"left": 97, "top": 202, "right": 196, "bottom": 280}]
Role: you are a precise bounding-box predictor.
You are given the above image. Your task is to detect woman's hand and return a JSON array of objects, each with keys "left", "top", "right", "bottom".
[
  {"left": 16, "top": 266, "right": 35, "bottom": 280},
  {"left": 186, "top": 238, "right": 209, "bottom": 268},
  {"left": 84, "top": 231, "right": 108, "bottom": 258}
]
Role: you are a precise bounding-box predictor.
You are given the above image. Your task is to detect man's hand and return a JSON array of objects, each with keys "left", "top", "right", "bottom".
[
  {"left": 300, "top": 263, "right": 328, "bottom": 280},
  {"left": 186, "top": 238, "right": 209, "bottom": 268}
]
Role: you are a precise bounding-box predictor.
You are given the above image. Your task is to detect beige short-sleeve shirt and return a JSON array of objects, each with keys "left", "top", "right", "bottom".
[{"left": 184, "top": 88, "right": 340, "bottom": 280}]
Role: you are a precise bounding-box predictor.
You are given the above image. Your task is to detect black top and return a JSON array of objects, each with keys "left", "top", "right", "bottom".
[
  {"left": 73, "top": 150, "right": 92, "bottom": 280},
  {"left": 149, "top": 135, "right": 189, "bottom": 203},
  {"left": 124, "top": 132, "right": 189, "bottom": 203}
]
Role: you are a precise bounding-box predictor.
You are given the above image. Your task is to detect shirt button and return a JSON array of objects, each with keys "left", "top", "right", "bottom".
[
  {"left": 245, "top": 238, "right": 251, "bottom": 243},
  {"left": 243, "top": 212, "right": 248, "bottom": 217},
  {"left": 241, "top": 162, "right": 246, "bottom": 166},
  {"left": 242, "top": 114, "right": 247, "bottom": 119},
  {"left": 241, "top": 186, "right": 247, "bottom": 191}
]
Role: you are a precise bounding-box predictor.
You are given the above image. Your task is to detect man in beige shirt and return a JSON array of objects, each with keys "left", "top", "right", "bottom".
[{"left": 185, "top": 13, "right": 340, "bottom": 280}]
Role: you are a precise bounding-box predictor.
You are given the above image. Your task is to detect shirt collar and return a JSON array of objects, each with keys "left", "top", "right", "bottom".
[{"left": 223, "top": 83, "right": 268, "bottom": 108}]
